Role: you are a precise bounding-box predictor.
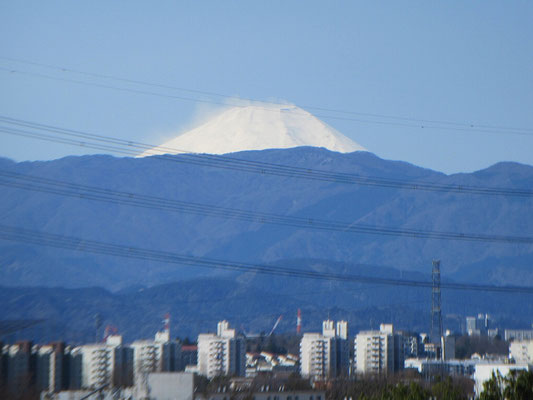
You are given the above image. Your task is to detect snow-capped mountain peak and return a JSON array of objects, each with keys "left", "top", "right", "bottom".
[{"left": 139, "top": 104, "right": 366, "bottom": 156}]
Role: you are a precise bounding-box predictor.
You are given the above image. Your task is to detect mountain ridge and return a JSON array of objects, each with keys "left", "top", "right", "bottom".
[{"left": 1, "top": 147, "right": 531, "bottom": 290}]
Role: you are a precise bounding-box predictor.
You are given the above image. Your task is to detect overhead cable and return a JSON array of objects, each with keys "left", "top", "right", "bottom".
[
  {"left": 1, "top": 56, "right": 532, "bottom": 135},
  {"left": 0, "top": 170, "right": 531, "bottom": 244},
  {"left": 1, "top": 116, "right": 532, "bottom": 198},
  {"left": 0, "top": 224, "right": 532, "bottom": 294}
]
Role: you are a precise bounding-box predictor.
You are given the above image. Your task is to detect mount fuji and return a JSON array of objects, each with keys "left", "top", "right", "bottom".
[{"left": 138, "top": 104, "right": 365, "bottom": 156}]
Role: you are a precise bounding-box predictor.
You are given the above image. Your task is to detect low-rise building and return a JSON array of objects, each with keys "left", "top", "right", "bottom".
[
  {"left": 246, "top": 351, "right": 298, "bottom": 377},
  {"left": 505, "top": 329, "right": 533, "bottom": 342},
  {"left": 146, "top": 372, "right": 194, "bottom": 400},
  {"left": 405, "top": 358, "right": 478, "bottom": 378}
]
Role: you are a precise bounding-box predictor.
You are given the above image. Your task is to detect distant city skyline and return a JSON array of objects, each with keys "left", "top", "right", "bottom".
[{"left": 1, "top": 1, "right": 532, "bottom": 173}]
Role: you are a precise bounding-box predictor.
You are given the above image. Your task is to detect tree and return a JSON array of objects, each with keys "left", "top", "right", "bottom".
[
  {"left": 503, "top": 369, "right": 533, "bottom": 400},
  {"left": 479, "top": 369, "right": 533, "bottom": 400},
  {"left": 431, "top": 376, "right": 469, "bottom": 400},
  {"left": 386, "top": 382, "right": 429, "bottom": 400},
  {"left": 480, "top": 371, "right": 507, "bottom": 400}
]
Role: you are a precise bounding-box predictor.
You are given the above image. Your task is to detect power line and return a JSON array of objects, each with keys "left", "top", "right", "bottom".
[
  {"left": 1, "top": 116, "right": 532, "bottom": 198},
  {"left": 0, "top": 224, "right": 532, "bottom": 294},
  {"left": 2, "top": 65, "right": 533, "bottom": 137},
  {"left": 1, "top": 56, "right": 532, "bottom": 135},
  {"left": 0, "top": 169, "right": 531, "bottom": 244},
  {"left": 0, "top": 319, "right": 45, "bottom": 336}
]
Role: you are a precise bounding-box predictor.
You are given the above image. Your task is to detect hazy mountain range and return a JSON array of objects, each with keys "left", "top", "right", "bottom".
[
  {"left": 1, "top": 147, "right": 532, "bottom": 290},
  {"left": 1, "top": 104, "right": 532, "bottom": 342}
]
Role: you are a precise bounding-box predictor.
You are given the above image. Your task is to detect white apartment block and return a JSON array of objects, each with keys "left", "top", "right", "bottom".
[
  {"left": 131, "top": 329, "right": 181, "bottom": 387},
  {"left": 299, "top": 320, "right": 349, "bottom": 380},
  {"left": 197, "top": 320, "right": 245, "bottom": 378},
  {"left": 74, "top": 335, "right": 132, "bottom": 389},
  {"left": 78, "top": 344, "right": 120, "bottom": 388},
  {"left": 354, "top": 323, "right": 404, "bottom": 375},
  {"left": 300, "top": 333, "right": 335, "bottom": 379},
  {"left": 510, "top": 340, "right": 533, "bottom": 364}
]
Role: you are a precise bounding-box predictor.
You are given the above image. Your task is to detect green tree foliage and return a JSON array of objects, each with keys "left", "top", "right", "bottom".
[
  {"left": 479, "top": 369, "right": 533, "bottom": 400},
  {"left": 327, "top": 375, "right": 471, "bottom": 400},
  {"left": 431, "top": 377, "right": 469, "bottom": 400},
  {"left": 383, "top": 382, "right": 429, "bottom": 400}
]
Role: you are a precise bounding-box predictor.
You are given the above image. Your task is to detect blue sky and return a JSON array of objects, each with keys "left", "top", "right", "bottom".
[{"left": 1, "top": 1, "right": 532, "bottom": 173}]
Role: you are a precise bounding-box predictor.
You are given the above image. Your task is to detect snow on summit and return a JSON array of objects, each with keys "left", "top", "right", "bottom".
[{"left": 139, "top": 104, "right": 366, "bottom": 156}]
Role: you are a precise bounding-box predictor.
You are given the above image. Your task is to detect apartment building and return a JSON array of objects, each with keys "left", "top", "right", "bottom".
[
  {"left": 354, "top": 324, "right": 404, "bottom": 375},
  {"left": 299, "top": 320, "right": 349, "bottom": 380},
  {"left": 197, "top": 321, "right": 245, "bottom": 378}
]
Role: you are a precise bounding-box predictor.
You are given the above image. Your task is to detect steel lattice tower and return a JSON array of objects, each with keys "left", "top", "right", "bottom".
[{"left": 430, "top": 260, "right": 443, "bottom": 344}]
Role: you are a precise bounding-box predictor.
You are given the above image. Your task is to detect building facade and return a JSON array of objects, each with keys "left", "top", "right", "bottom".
[
  {"left": 299, "top": 320, "right": 349, "bottom": 380},
  {"left": 35, "top": 342, "right": 65, "bottom": 393},
  {"left": 197, "top": 321, "right": 245, "bottom": 378},
  {"left": 505, "top": 329, "right": 533, "bottom": 342},
  {"left": 510, "top": 340, "right": 533, "bottom": 364},
  {"left": 131, "top": 329, "right": 182, "bottom": 394},
  {"left": 354, "top": 324, "right": 404, "bottom": 375},
  {"left": 76, "top": 335, "right": 132, "bottom": 389}
]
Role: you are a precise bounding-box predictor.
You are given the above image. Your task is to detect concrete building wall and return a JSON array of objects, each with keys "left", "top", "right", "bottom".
[
  {"left": 505, "top": 329, "right": 533, "bottom": 341},
  {"left": 78, "top": 345, "right": 113, "bottom": 389},
  {"left": 68, "top": 348, "right": 82, "bottom": 390},
  {"left": 510, "top": 340, "right": 533, "bottom": 364},
  {"left": 35, "top": 346, "right": 64, "bottom": 393},
  {"left": 6, "top": 342, "right": 34, "bottom": 390},
  {"left": 131, "top": 340, "right": 163, "bottom": 386},
  {"left": 299, "top": 320, "right": 349, "bottom": 379},
  {"left": 197, "top": 322, "right": 245, "bottom": 379},
  {"left": 77, "top": 342, "right": 129, "bottom": 389},
  {"left": 300, "top": 333, "right": 332, "bottom": 379},
  {"left": 146, "top": 372, "right": 194, "bottom": 400},
  {"left": 355, "top": 324, "right": 403, "bottom": 375},
  {"left": 442, "top": 336, "right": 456, "bottom": 361}
]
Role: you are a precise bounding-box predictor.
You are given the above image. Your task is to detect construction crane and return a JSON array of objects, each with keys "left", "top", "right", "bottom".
[{"left": 268, "top": 315, "right": 283, "bottom": 336}]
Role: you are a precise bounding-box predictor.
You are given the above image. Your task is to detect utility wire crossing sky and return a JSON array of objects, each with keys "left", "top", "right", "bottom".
[{"left": 1, "top": 2, "right": 532, "bottom": 173}]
